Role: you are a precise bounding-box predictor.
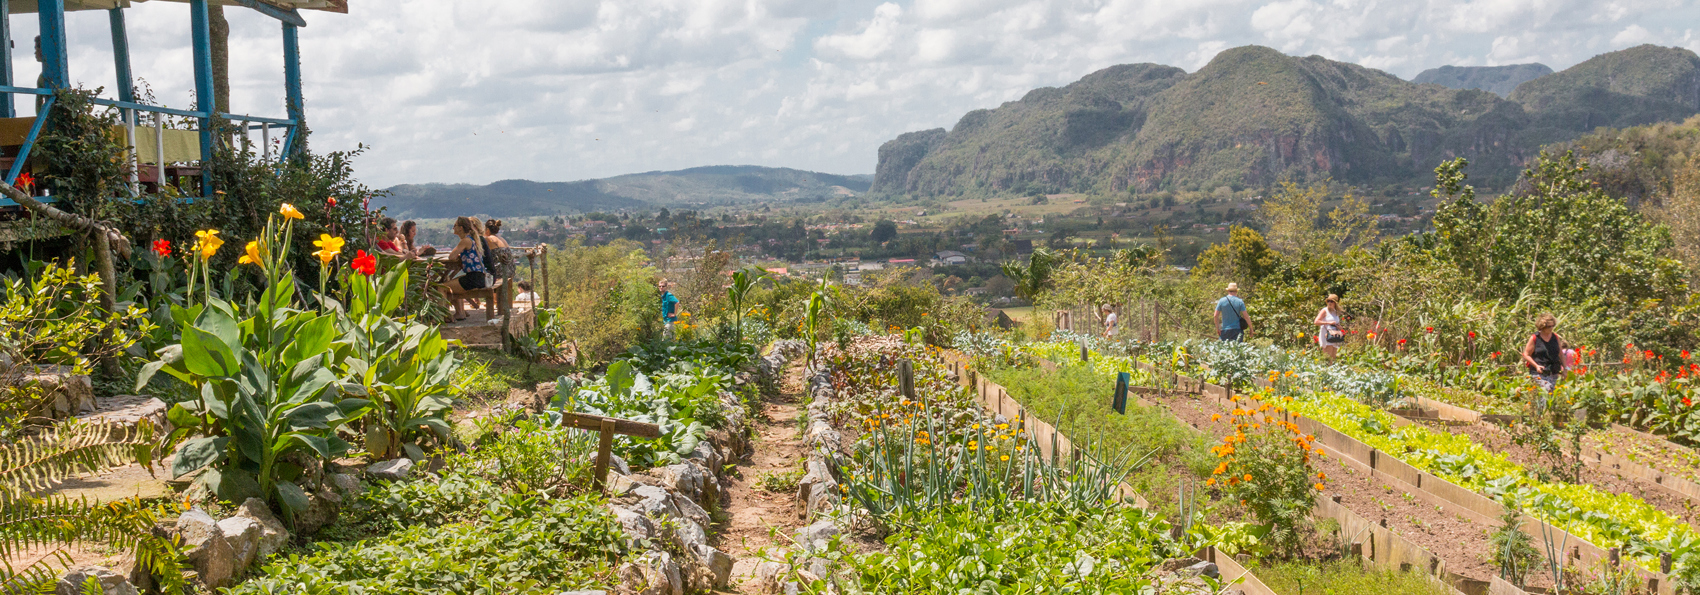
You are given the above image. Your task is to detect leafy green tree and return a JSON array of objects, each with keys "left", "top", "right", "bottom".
[
  {"left": 871, "top": 219, "right": 898, "bottom": 243},
  {"left": 1191, "top": 226, "right": 1279, "bottom": 286},
  {"left": 1431, "top": 153, "right": 1686, "bottom": 308}
]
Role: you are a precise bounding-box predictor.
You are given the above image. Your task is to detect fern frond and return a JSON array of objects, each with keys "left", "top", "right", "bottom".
[
  {"left": 0, "top": 418, "right": 156, "bottom": 505},
  {"left": 0, "top": 496, "right": 185, "bottom": 594}
]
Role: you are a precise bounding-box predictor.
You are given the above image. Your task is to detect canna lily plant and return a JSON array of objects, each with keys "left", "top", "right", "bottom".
[{"left": 138, "top": 208, "right": 372, "bottom": 525}]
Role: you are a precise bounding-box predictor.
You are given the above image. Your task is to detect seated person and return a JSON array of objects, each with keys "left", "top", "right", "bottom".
[
  {"left": 437, "top": 216, "right": 492, "bottom": 321},
  {"left": 515, "top": 281, "right": 538, "bottom": 303},
  {"left": 374, "top": 217, "right": 409, "bottom": 258}
]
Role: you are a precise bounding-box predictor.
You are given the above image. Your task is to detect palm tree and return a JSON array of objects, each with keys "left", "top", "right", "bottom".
[{"left": 1001, "top": 247, "right": 1055, "bottom": 302}]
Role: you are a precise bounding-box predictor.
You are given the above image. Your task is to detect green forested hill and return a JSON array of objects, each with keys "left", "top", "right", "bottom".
[
  {"left": 378, "top": 166, "right": 872, "bottom": 219},
  {"left": 1413, "top": 63, "right": 1552, "bottom": 97},
  {"left": 874, "top": 45, "right": 1700, "bottom": 198}
]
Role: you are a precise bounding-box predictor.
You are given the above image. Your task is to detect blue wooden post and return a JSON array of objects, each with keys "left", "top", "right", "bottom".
[
  {"left": 0, "top": 0, "right": 13, "bottom": 118},
  {"left": 190, "top": 0, "right": 215, "bottom": 195},
  {"left": 38, "top": 0, "right": 68, "bottom": 91},
  {"left": 108, "top": 8, "right": 134, "bottom": 103},
  {"left": 282, "top": 22, "right": 303, "bottom": 157}
]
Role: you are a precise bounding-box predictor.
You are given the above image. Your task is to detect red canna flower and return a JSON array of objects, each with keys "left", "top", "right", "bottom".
[
  {"left": 1425, "top": 327, "right": 1434, "bottom": 333},
  {"left": 327, "top": 196, "right": 338, "bottom": 208},
  {"left": 15, "top": 172, "right": 34, "bottom": 191},
  {"left": 151, "top": 239, "right": 171, "bottom": 257},
  {"left": 350, "top": 250, "right": 377, "bottom": 275}
]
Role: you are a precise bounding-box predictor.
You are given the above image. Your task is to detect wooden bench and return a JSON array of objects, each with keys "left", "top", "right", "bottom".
[{"left": 458, "top": 277, "right": 507, "bottom": 318}]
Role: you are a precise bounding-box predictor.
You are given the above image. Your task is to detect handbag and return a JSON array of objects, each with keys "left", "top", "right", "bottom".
[{"left": 1325, "top": 328, "right": 1345, "bottom": 343}]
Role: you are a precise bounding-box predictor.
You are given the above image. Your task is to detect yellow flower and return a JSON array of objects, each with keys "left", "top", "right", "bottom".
[
  {"left": 1243, "top": 474, "right": 1252, "bottom": 482},
  {"left": 279, "top": 203, "right": 304, "bottom": 220},
  {"left": 312, "top": 234, "right": 345, "bottom": 264},
  {"left": 193, "top": 230, "right": 223, "bottom": 260},
  {"left": 1000, "top": 455, "right": 1009, "bottom": 461},
  {"left": 238, "top": 241, "right": 262, "bottom": 265},
  {"left": 1314, "top": 483, "right": 1325, "bottom": 491}
]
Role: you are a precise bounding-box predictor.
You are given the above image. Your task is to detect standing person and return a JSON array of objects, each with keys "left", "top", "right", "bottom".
[
  {"left": 437, "top": 217, "right": 490, "bottom": 321},
  {"left": 1313, "top": 294, "right": 1345, "bottom": 360},
  {"left": 659, "top": 279, "right": 680, "bottom": 340},
  {"left": 1213, "top": 283, "right": 1250, "bottom": 342},
  {"left": 1098, "top": 304, "right": 1118, "bottom": 340},
  {"left": 1521, "top": 313, "right": 1568, "bottom": 398}
]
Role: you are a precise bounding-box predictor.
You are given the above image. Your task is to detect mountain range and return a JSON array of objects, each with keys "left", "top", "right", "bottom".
[
  {"left": 1412, "top": 63, "right": 1553, "bottom": 97},
  {"left": 377, "top": 166, "right": 872, "bottom": 219},
  {"left": 872, "top": 44, "right": 1700, "bottom": 198}
]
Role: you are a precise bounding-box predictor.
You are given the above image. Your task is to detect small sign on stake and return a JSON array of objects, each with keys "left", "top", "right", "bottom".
[
  {"left": 1113, "top": 372, "right": 1130, "bottom": 414},
  {"left": 898, "top": 359, "right": 915, "bottom": 401}
]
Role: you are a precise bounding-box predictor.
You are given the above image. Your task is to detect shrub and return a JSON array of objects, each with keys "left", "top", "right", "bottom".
[{"left": 1206, "top": 391, "right": 1324, "bottom": 559}]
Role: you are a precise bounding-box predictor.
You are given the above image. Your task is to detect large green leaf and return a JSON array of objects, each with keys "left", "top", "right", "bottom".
[
  {"left": 273, "top": 480, "right": 310, "bottom": 526},
  {"left": 171, "top": 436, "right": 228, "bottom": 478},
  {"left": 378, "top": 267, "right": 408, "bottom": 316},
  {"left": 181, "top": 327, "right": 239, "bottom": 378},
  {"left": 284, "top": 402, "right": 342, "bottom": 430},
  {"left": 282, "top": 314, "right": 337, "bottom": 366}
]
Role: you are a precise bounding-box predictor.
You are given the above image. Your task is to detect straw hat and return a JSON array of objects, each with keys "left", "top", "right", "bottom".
[{"left": 1225, "top": 282, "right": 1239, "bottom": 292}]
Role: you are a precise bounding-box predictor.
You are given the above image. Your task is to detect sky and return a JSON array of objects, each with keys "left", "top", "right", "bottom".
[{"left": 14, "top": 0, "right": 1700, "bottom": 188}]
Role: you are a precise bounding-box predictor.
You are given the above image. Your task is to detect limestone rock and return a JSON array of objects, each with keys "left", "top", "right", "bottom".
[
  {"left": 26, "top": 370, "right": 93, "bottom": 419},
  {"left": 620, "top": 550, "right": 683, "bottom": 595},
  {"left": 327, "top": 472, "right": 361, "bottom": 495},
  {"left": 366, "top": 458, "right": 414, "bottom": 481},
  {"left": 234, "top": 498, "right": 290, "bottom": 559},
  {"left": 56, "top": 565, "right": 138, "bottom": 595},
  {"left": 691, "top": 544, "right": 734, "bottom": 589},
  {"left": 609, "top": 505, "right": 655, "bottom": 541},
  {"left": 793, "top": 520, "right": 838, "bottom": 552},
  {"left": 177, "top": 509, "right": 236, "bottom": 588},
  {"left": 293, "top": 487, "right": 341, "bottom": 536},
  {"left": 215, "top": 516, "right": 262, "bottom": 570},
  {"left": 610, "top": 454, "right": 631, "bottom": 476}
]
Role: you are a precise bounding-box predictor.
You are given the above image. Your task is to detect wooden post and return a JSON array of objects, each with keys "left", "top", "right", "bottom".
[
  {"left": 1080, "top": 342, "right": 1089, "bottom": 363},
  {"left": 541, "top": 244, "right": 551, "bottom": 308},
  {"left": 1662, "top": 551, "right": 1673, "bottom": 574},
  {"left": 557, "top": 412, "right": 661, "bottom": 492},
  {"left": 593, "top": 418, "right": 614, "bottom": 490},
  {"left": 898, "top": 359, "right": 914, "bottom": 401}
]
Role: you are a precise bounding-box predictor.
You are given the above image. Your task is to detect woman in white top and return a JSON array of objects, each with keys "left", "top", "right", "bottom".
[
  {"left": 1313, "top": 294, "right": 1344, "bottom": 360},
  {"left": 1099, "top": 304, "right": 1118, "bottom": 339}
]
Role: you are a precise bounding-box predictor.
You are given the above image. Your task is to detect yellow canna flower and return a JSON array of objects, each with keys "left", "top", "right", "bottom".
[
  {"left": 238, "top": 241, "right": 262, "bottom": 265},
  {"left": 312, "top": 234, "right": 345, "bottom": 264},
  {"left": 279, "top": 203, "right": 304, "bottom": 220},
  {"left": 193, "top": 229, "right": 223, "bottom": 260}
]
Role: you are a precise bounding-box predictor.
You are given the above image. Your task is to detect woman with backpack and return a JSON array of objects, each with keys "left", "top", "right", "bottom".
[{"left": 1520, "top": 313, "right": 1568, "bottom": 398}]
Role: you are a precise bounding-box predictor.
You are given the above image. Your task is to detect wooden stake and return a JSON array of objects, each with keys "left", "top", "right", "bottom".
[
  {"left": 898, "top": 359, "right": 914, "bottom": 401},
  {"left": 593, "top": 418, "right": 615, "bottom": 491}
]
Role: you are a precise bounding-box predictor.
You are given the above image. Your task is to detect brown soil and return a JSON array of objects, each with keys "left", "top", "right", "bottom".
[
  {"left": 1147, "top": 392, "right": 1527, "bottom": 587},
  {"left": 719, "top": 364, "right": 811, "bottom": 592},
  {"left": 1435, "top": 421, "right": 1700, "bottom": 528},
  {"left": 1585, "top": 425, "right": 1700, "bottom": 487}
]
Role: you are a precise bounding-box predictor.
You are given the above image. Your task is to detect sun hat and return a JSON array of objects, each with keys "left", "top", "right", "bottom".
[{"left": 1226, "top": 282, "right": 1239, "bottom": 292}]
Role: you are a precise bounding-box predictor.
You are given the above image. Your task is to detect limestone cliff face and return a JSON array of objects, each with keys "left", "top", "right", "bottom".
[{"left": 873, "top": 45, "right": 1700, "bottom": 197}]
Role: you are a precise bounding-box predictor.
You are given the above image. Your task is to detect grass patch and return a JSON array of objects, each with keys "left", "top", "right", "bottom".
[
  {"left": 1257, "top": 560, "right": 1455, "bottom": 595},
  {"left": 453, "top": 351, "right": 570, "bottom": 404},
  {"left": 754, "top": 467, "right": 806, "bottom": 493},
  {"left": 983, "top": 363, "right": 1215, "bottom": 516}
]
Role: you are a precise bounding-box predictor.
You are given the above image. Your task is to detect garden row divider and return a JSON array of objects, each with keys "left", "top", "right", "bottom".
[
  {"left": 1193, "top": 546, "right": 1280, "bottom": 595},
  {"left": 1195, "top": 370, "right": 1678, "bottom": 594},
  {"left": 1580, "top": 424, "right": 1700, "bottom": 505}
]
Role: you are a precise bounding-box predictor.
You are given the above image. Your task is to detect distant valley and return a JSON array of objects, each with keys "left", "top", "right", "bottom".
[{"left": 377, "top": 165, "right": 872, "bottom": 219}]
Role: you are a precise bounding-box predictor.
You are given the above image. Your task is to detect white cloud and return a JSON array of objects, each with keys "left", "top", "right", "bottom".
[{"left": 19, "top": 0, "right": 1698, "bottom": 189}]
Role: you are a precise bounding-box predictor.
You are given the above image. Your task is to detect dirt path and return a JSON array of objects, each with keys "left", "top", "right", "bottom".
[{"left": 719, "top": 363, "right": 811, "bottom": 592}]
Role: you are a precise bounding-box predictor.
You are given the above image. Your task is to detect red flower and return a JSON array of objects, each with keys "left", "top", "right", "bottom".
[
  {"left": 151, "top": 239, "right": 171, "bottom": 257},
  {"left": 1684, "top": 396, "right": 1692, "bottom": 407},
  {"left": 1490, "top": 351, "right": 1502, "bottom": 358},
  {"left": 327, "top": 196, "right": 338, "bottom": 208},
  {"left": 15, "top": 172, "right": 34, "bottom": 191},
  {"left": 350, "top": 250, "right": 377, "bottom": 275},
  {"left": 1646, "top": 350, "right": 1657, "bottom": 360},
  {"left": 1425, "top": 327, "right": 1434, "bottom": 333},
  {"left": 1464, "top": 360, "right": 1472, "bottom": 366},
  {"left": 1467, "top": 331, "right": 1476, "bottom": 339},
  {"left": 1684, "top": 350, "right": 1691, "bottom": 360}
]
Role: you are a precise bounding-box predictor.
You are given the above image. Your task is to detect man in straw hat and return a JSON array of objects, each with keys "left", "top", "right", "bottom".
[{"left": 1214, "top": 282, "right": 1250, "bottom": 342}]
